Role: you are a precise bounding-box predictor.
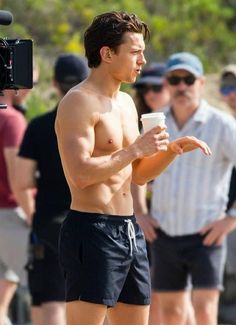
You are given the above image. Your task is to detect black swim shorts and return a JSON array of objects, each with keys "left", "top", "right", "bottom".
[{"left": 59, "top": 210, "right": 151, "bottom": 307}]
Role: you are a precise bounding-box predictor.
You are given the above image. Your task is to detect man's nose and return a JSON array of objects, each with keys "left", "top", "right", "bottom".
[{"left": 138, "top": 53, "right": 146, "bottom": 65}]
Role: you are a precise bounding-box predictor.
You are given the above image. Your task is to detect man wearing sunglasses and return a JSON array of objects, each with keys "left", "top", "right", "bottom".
[
  {"left": 218, "top": 65, "right": 236, "bottom": 323},
  {"left": 220, "top": 65, "right": 236, "bottom": 113},
  {"left": 140, "top": 52, "right": 236, "bottom": 325}
]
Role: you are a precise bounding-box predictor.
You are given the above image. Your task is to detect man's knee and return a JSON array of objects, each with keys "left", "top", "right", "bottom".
[
  {"left": 159, "top": 300, "right": 187, "bottom": 324},
  {"left": 194, "top": 300, "right": 218, "bottom": 323}
]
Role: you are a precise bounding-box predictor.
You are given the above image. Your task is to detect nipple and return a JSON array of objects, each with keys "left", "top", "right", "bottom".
[{"left": 108, "top": 139, "right": 113, "bottom": 144}]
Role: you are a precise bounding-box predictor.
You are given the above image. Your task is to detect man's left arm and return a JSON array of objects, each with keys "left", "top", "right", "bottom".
[{"left": 132, "top": 136, "right": 211, "bottom": 185}]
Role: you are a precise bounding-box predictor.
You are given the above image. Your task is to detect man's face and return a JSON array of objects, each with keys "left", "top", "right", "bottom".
[
  {"left": 110, "top": 32, "right": 146, "bottom": 84},
  {"left": 220, "top": 75, "right": 236, "bottom": 113},
  {"left": 165, "top": 69, "right": 204, "bottom": 109}
]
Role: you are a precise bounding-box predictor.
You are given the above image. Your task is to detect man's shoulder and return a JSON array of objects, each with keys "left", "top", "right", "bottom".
[
  {"left": 29, "top": 108, "right": 56, "bottom": 126},
  {"left": 0, "top": 106, "right": 26, "bottom": 127},
  {"left": 119, "top": 90, "right": 132, "bottom": 98},
  {"left": 0, "top": 105, "right": 24, "bottom": 118},
  {"left": 119, "top": 90, "right": 135, "bottom": 106},
  {"left": 24, "top": 110, "right": 56, "bottom": 142},
  {"left": 58, "top": 87, "right": 94, "bottom": 116}
]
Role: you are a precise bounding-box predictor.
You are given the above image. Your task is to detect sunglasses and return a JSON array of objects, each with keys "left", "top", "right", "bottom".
[
  {"left": 138, "top": 84, "right": 163, "bottom": 95},
  {"left": 167, "top": 74, "right": 196, "bottom": 86},
  {"left": 220, "top": 85, "right": 236, "bottom": 96}
]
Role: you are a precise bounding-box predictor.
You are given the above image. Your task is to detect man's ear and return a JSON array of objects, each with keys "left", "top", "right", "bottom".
[{"left": 100, "top": 46, "right": 113, "bottom": 63}]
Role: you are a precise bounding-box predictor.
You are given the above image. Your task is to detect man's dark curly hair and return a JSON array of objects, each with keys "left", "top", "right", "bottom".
[{"left": 84, "top": 11, "right": 150, "bottom": 68}]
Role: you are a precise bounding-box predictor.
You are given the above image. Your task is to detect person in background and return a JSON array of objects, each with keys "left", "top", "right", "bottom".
[
  {"left": 220, "top": 65, "right": 236, "bottom": 117},
  {"left": 132, "top": 62, "right": 195, "bottom": 325},
  {"left": 218, "top": 64, "right": 236, "bottom": 323},
  {"left": 0, "top": 89, "right": 32, "bottom": 325},
  {"left": 135, "top": 52, "right": 236, "bottom": 325},
  {"left": 133, "top": 62, "right": 170, "bottom": 130},
  {"left": 131, "top": 62, "right": 171, "bottom": 325},
  {"left": 131, "top": 62, "right": 170, "bottom": 259},
  {"left": 15, "top": 53, "right": 89, "bottom": 325},
  {"left": 8, "top": 60, "right": 40, "bottom": 325}
]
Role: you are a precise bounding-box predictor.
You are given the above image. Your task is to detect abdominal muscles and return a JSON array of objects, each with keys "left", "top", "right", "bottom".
[{"left": 70, "top": 165, "right": 134, "bottom": 216}]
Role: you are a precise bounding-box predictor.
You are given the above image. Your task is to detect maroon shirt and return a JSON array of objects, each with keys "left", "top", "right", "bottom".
[{"left": 0, "top": 106, "right": 26, "bottom": 207}]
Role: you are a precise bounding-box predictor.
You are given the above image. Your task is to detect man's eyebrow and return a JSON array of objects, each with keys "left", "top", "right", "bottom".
[{"left": 131, "top": 45, "right": 145, "bottom": 51}]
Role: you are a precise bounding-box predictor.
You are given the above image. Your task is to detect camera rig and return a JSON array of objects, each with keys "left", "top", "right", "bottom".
[
  {"left": 0, "top": 38, "right": 33, "bottom": 92},
  {"left": 0, "top": 10, "right": 33, "bottom": 108}
]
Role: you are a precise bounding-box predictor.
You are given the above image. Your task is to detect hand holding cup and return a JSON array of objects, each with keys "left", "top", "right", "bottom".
[{"left": 141, "top": 112, "right": 166, "bottom": 132}]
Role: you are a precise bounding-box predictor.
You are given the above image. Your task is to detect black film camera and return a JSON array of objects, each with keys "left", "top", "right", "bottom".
[
  {"left": 0, "top": 38, "right": 33, "bottom": 91},
  {"left": 0, "top": 10, "right": 33, "bottom": 108}
]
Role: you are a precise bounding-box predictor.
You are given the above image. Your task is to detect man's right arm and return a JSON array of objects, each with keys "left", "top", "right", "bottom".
[
  {"left": 3, "top": 113, "right": 34, "bottom": 225},
  {"left": 4, "top": 148, "right": 35, "bottom": 225}
]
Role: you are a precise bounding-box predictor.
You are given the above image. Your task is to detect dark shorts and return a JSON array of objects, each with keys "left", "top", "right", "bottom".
[
  {"left": 26, "top": 221, "right": 65, "bottom": 306},
  {"left": 59, "top": 210, "right": 151, "bottom": 307},
  {"left": 151, "top": 228, "right": 226, "bottom": 292}
]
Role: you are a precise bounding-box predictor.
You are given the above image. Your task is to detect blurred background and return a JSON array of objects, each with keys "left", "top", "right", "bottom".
[
  {"left": 1, "top": 1, "right": 236, "bottom": 324},
  {"left": 1, "top": 0, "right": 236, "bottom": 118}
]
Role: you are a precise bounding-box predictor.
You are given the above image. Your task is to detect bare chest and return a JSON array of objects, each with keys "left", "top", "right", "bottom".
[{"left": 94, "top": 105, "right": 137, "bottom": 153}]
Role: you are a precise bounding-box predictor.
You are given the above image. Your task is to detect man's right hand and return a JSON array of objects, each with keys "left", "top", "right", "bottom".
[
  {"left": 133, "top": 126, "right": 169, "bottom": 158},
  {"left": 136, "top": 213, "right": 159, "bottom": 242}
]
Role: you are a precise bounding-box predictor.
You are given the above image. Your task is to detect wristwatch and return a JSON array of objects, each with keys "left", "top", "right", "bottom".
[{"left": 227, "top": 208, "right": 236, "bottom": 218}]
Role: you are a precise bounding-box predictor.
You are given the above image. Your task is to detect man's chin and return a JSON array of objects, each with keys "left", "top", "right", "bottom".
[
  {"left": 173, "top": 97, "right": 191, "bottom": 107},
  {"left": 124, "top": 78, "right": 135, "bottom": 84}
]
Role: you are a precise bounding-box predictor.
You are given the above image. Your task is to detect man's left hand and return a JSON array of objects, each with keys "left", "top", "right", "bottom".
[
  {"left": 169, "top": 136, "right": 211, "bottom": 156},
  {"left": 200, "top": 215, "right": 236, "bottom": 246}
]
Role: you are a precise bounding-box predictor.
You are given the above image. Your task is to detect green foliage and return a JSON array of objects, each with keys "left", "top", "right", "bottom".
[{"left": 25, "top": 92, "right": 50, "bottom": 121}]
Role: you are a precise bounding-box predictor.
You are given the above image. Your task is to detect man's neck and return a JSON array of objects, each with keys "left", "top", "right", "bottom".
[
  {"left": 86, "top": 68, "right": 121, "bottom": 99},
  {"left": 171, "top": 101, "right": 200, "bottom": 130}
]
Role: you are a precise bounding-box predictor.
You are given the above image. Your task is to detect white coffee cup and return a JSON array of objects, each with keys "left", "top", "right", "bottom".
[{"left": 140, "top": 112, "right": 166, "bottom": 132}]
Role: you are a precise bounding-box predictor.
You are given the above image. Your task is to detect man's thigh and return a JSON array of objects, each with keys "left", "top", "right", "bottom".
[
  {"left": 66, "top": 301, "right": 107, "bottom": 325},
  {"left": 107, "top": 302, "right": 149, "bottom": 325},
  {"left": 155, "top": 291, "right": 191, "bottom": 324},
  {"left": 192, "top": 289, "right": 219, "bottom": 322},
  {"left": 28, "top": 243, "right": 65, "bottom": 305},
  {"left": 191, "top": 240, "right": 226, "bottom": 290},
  {"left": 0, "top": 208, "right": 29, "bottom": 285},
  {"left": 151, "top": 230, "right": 190, "bottom": 291}
]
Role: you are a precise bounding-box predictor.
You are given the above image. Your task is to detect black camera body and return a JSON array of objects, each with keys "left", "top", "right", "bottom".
[{"left": 0, "top": 38, "right": 33, "bottom": 91}]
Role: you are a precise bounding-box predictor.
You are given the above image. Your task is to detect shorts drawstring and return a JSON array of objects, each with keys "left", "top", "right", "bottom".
[{"left": 125, "top": 219, "right": 138, "bottom": 256}]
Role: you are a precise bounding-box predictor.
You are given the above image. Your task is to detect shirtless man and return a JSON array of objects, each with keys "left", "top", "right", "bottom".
[{"left": 55, "top": 11, "right": 211, "bottom": 325}]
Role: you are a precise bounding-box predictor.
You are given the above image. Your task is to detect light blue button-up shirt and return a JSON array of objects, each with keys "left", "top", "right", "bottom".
[{"left": 151, "top": 100, "right": 236, "bottom": 236}]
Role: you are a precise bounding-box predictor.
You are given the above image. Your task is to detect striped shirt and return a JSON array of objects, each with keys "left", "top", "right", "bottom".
[{"left": 151, "top": 100, "right": 236, "bottom": 236}]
